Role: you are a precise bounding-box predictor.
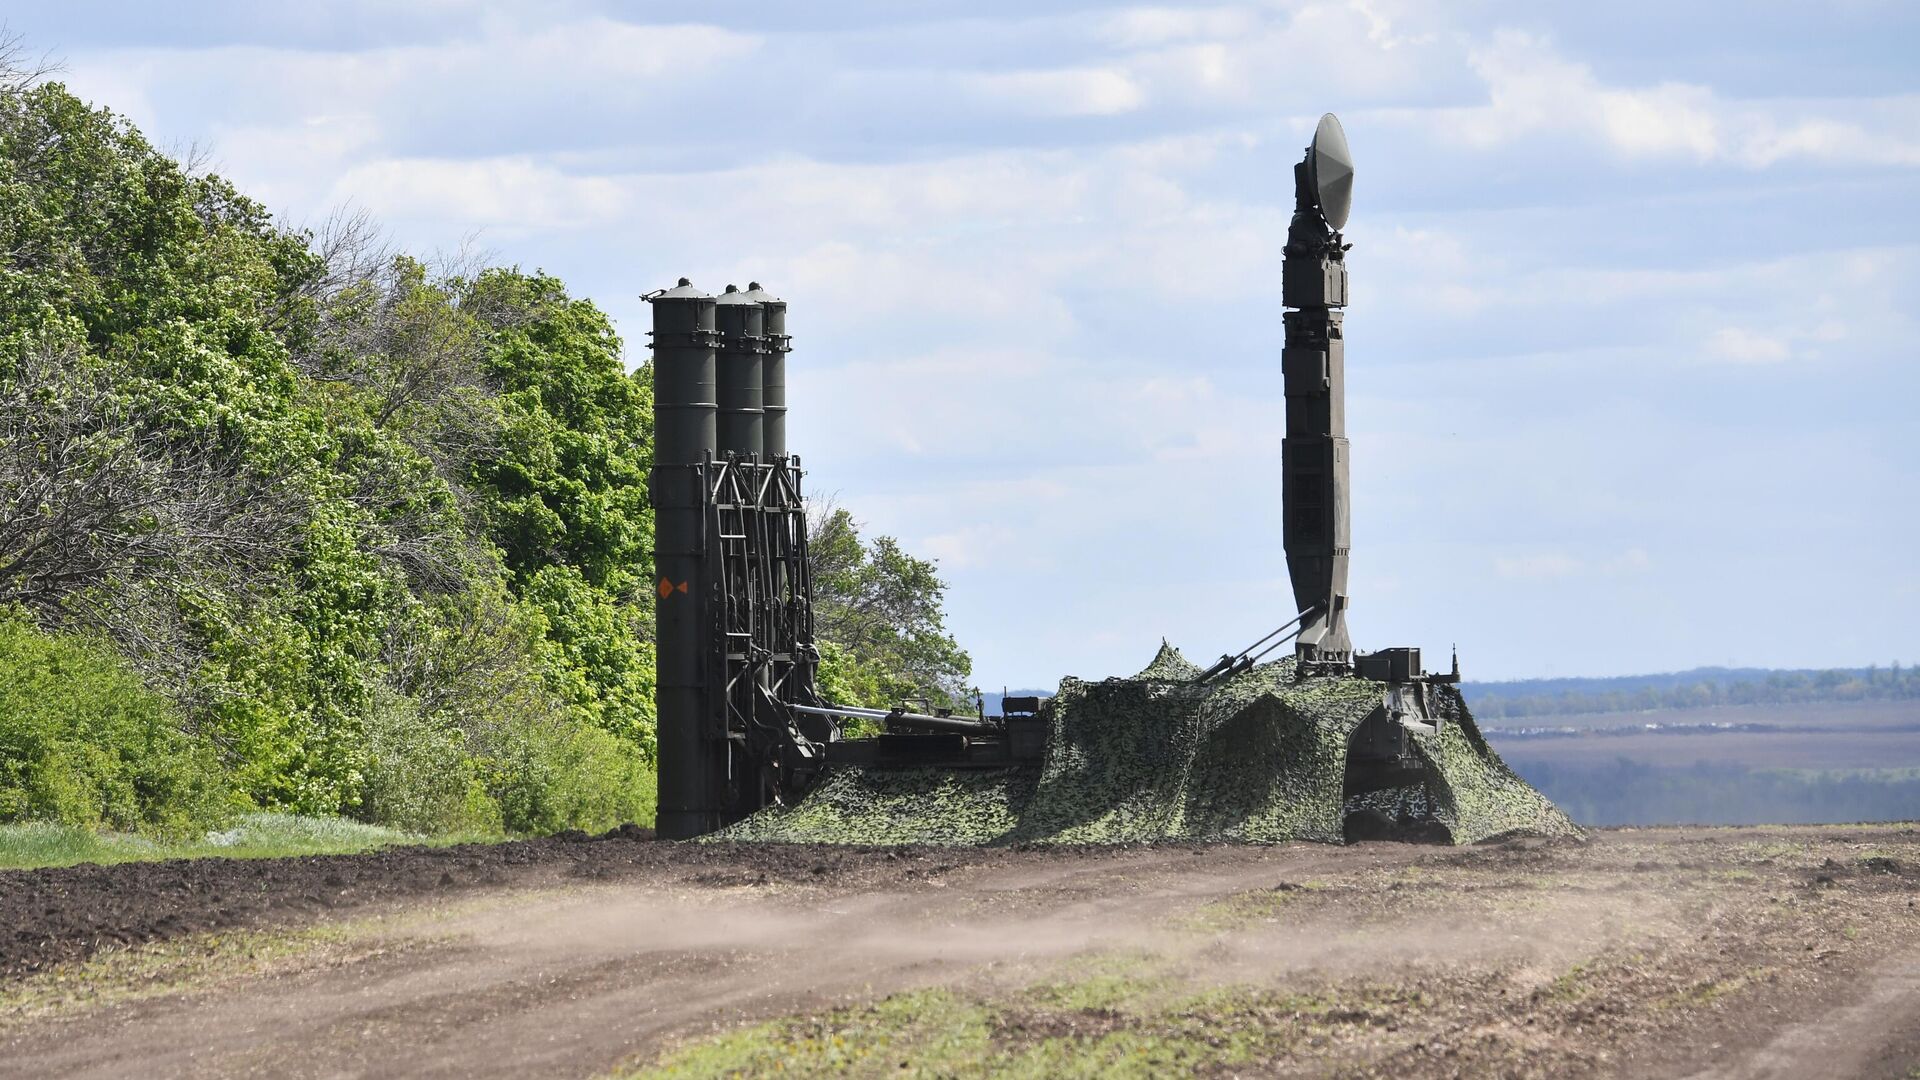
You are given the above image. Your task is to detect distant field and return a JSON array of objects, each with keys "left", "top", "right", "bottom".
[
  {"left": 1499, "top": 728, "right": 1920, "bottom": 771},
  {"left": 1481, "top": 699, "right": 1920, "bottom": 771},
  {"left": 1479, "top": 698, "right": 1920, "bottom": 734},
  {"left": 1477, "top": 699, "right": 1920, "bottom": 826}
]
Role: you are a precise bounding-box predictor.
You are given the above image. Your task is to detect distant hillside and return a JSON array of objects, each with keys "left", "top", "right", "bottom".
[{"left": 1463, "top": 665, "right": 1920, "bottom": 720}]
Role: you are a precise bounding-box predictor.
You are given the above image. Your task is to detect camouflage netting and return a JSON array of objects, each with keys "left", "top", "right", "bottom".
[{"left": 713, "top": 643, "right": 1579, "bottom": 846}]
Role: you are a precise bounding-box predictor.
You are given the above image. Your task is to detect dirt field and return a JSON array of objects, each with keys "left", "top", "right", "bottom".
[{"left": 3, "top": 825, "right": 1917, "bottom": 1078}]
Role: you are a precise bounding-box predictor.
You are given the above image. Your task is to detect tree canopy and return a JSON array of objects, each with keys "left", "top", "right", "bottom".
[
  {"left": 0, "top": 77, "right": 655, "bottom": 832},
  {"left": 809, "top": 506, "right": 972, "bottom": 710},
  {"left": 0, "top": 68, "right": 974, "bottom": 835}
]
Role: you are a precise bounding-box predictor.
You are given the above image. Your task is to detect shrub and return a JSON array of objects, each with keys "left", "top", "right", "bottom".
[
  {"left": 358, "top": 687, "right": 503, "bottom": 835},
  {"left": 0, "top": 616, "right": 231, "bottom": 835},
  {"left": 372, "top": 585, "right": 653, "bottom": 835},
  {"left": 478, "top": 707, "right": 655, "bottom": 835}
]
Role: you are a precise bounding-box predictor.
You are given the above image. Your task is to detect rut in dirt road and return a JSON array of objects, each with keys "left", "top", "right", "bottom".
[
  {"left": 0, "top": 844, "right": 1430, "bottom": 1079},
  {"left": 4, "top": 827, "right": 1918, "bottom": 1080}
]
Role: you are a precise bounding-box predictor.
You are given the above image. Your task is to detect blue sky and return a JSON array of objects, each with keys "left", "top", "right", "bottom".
[{"left": 20, "top": 2, "right": 1919, "bottom": 683}]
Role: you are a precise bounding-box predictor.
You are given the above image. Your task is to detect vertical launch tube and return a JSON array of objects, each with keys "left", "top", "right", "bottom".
[
  {"left": 743, "top": 283, "right": 788, "bottom": 458},
  {"left": 647, "top": 279, "right": 720, "bottom": 840},
  {"left": 742, "top": 283, "right": 793, "bottom": 718},
  {"left": 713, "top": 285, "right": 769, "bottom": 798},
  {"left": 714, "top": 284, "right": 765, "bottom": 458}
]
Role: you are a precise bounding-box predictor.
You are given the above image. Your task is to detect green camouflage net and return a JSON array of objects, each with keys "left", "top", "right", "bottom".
[{"left": 714, "top": 644, "right": 1578, "bottom": 846}]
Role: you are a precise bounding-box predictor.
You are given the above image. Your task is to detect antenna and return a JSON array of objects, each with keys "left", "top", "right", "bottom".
[{"left": 1306, "top": 113, "right": 1353, "bottom": 231}]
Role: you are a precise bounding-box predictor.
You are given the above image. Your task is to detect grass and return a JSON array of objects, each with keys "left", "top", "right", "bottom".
[
  {"left": 1545, "top": 961, "right": 1595, "bottom": 1003},
  {"left": 0, "top": 919, "right": 382, "bottom": 1025},
  {"left": 1653, "top": 965, "right": 1778, "bottom": 1010},
  {"left": 0, "top": 888, "right": 550, "bottom": 1027},
  {"left": 0, "top": 883, "right": 573, "bottom": 1031},
  {"left": 1739, "top": 840, "right": 1812, "bottom": 861},
  {"left": 0, "top": 812, "right": 494, "bottom": 870},
  {"left": 1171, "top": 883, "right": 1304, "bottom": 932},
  {"left": 618, "top": 961, "right": 1427, "bottom": 1079}
]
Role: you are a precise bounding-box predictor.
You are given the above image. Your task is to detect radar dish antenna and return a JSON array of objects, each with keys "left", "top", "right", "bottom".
[{"left": 1307, "top": 112, "right": 1353, "bottom": 231}]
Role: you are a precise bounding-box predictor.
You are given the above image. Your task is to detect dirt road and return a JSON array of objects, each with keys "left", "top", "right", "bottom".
[{"left": 3, "top": 825, "right": 1916, "bottom": 1078}]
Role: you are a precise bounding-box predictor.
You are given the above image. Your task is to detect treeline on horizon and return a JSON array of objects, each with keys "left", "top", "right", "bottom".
[
  {"left": 1463, "top": 664, "right": 1920, "bottom": 721},
  {"left": 0, "top": 60, "right": 968, "bottom": 840}
]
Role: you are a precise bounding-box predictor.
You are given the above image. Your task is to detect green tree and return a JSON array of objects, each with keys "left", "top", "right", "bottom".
[
  {"left": 808, "top": 506, "right": 972, "bottom": 708},
  {"left": 0, "top": 614, "right": 230, "bottom": 835},
  {"left": 0, "top": 70, "right": 660, "bottom": 831},
  {"left": 464, "top": 268, "right": 658, "bottom": 757}
]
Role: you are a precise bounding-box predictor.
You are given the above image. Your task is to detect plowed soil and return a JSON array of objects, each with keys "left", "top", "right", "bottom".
[{"left": 3, "top": 824, "right": 1918, "bottom": 1079}]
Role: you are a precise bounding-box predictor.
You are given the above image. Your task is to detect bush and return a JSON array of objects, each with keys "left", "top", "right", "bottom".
[
  {"left": 358, "top": 688, "right": 503, "bottom": 835},
  {"left": 479, "top": 708, "right": 655, "bottom": 835},
  {"left": 369, "top": 585, "right": 654, "bottom": 835},
  {"left": 0, "top": 616, "right": 231, "bottom": 835}
]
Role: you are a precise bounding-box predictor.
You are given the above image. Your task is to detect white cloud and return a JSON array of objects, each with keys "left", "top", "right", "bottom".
[
  {"left": 506, "top": 17, "right": 760, "bottom": 80},
  {"left": 326, "top": 157, "right": 628, "bottom": 231},
  {"left": 1704, "top": 326, "right": 1791, "bottom": 364},
  {"left": 36, "top": 2, "right": 1920, "bottom": 682},
  {"left": 64, "top": 18, "right": 760, "bottom": 154},
  {"left": 1444, "top": 31, "right": 1718, "bottom": 161},
  {"left": 972, "top": 67, "right": 1147, "bottom": 117},
  {"left": 1110, "top": 2, "right": 1457, "bottom": 108},
  {"left": 1728, "top": 109, "right": 1920, "bottom": 169},
  {"left": 1605, "top": 548, "right": 1652, "bottom": 574},
  {"left": 1369, "top": 226, "right": 1500, "bottom": 316},
  {"left": 1494, "top": 552, "right": 1585, "bottom": 580},
  {"left": 1596, "top": 83, "right": 1721, "bottom": 160},
  {"left": 917, "top": 524, "right": 1021, "bottom": 570},
  {"left": 1099, "top": 7, "right": 1262, "bottom": 48},
  {"left": 1494, "top": 548, "right": 1650, "bottom": 581},
  {"left": 1439, "top": 30, "right": 1920, "bottom": 169}
]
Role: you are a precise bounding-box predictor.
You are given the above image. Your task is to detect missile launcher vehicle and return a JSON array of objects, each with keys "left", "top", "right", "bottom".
[{"left": 647, "top": 115, "right": 1575, "bottom": 845}]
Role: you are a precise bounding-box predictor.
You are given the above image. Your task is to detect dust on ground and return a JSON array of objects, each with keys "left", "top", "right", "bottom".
[{"left": 2, "top": 824, "right": 1918, "bottom": 1078}]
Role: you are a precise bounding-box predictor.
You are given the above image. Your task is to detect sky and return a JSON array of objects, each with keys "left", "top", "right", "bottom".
[{"left": 17, "top": 1, "right": 1919, "bottom": 685}]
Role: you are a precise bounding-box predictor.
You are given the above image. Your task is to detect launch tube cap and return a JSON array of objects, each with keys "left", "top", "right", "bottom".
[{"left": 647, "top": 277, "right": 712, "bottom": 301}]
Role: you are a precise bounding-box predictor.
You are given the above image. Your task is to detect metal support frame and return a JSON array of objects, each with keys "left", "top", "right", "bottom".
[{"left": 699, "top": 452, "right": 823, "bottom": 822}]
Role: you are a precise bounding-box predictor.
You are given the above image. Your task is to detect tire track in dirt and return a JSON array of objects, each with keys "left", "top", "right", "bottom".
[
  {"left": 1685, "top": 952, "right": 1920, "bottom": 1080},
  {"left": 0, "top": 844, "right": 1435, "bottom": 1079},
  {"left": 4, "top": 827, "right": 1916, "bottom": 1079}
]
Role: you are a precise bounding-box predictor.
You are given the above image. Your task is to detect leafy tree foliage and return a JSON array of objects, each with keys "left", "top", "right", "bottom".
[
  {"left": 464, "top": 269, "right": 657, "bottom": 754},
  {"left": 809, "top": 506, "right": 972, "bottom": 708},
  {"left": 0, "top": 64, "right": 970, "bottom": 836},
  {"left": 0, "top": 614, "right": 230, "bottom": 836},
  {"left": 0, "top": 74, "right": 653, "bottom": 833}
]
